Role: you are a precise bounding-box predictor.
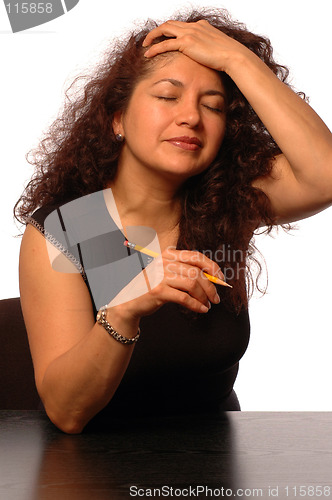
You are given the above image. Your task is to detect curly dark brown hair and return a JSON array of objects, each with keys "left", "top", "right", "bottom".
[{"left": 14, "top": 7, "right": 299, "bottom": 312}]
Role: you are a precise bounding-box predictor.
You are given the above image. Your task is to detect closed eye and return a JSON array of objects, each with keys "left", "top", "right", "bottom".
[
  {"left": 155, "top": 96, "right": 224, "bottom": 113},
  {"left": 156, "top": 96, "right": 177, "bottom": 101},
  {"left": 203, "top": 104, "right": 224, "bottom": 113}
]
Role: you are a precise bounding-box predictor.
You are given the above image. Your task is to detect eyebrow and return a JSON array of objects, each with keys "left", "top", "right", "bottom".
[{"left": 152, "top": 78, "right": 226, "bottom": 99}]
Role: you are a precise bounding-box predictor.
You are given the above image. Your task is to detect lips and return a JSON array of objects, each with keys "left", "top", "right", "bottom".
[{"left": 166, "top": 136, "right": 203, "bottom": 151}]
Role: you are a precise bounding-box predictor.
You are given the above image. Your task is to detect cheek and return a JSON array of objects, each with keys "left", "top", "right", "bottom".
[
  {"left": 147, "top": 106, "right": 170, "bottom": 130},
  {"left": 125, "top": 106, "right": 167, "bottom": 139}
]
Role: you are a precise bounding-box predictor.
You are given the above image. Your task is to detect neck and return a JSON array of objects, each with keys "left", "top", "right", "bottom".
[{"left": 107, "top": 165, "right": 182, "bottom": 236}]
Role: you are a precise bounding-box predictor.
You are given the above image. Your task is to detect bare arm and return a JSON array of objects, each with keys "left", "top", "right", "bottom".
[
  {"left": 230, "top": 52, "right": 332, "bottom": 223},
  {"left": 20, "top": 225, "right": 139, "bottom": 433}
]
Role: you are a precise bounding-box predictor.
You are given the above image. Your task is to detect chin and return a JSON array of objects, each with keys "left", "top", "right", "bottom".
[{"left": 163, "top": 161, "right": 207, "bottom": 176}]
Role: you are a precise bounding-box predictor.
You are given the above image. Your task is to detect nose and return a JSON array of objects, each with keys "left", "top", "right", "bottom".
[{"left": 174, "top": 98, "right": 201, "bottom": 128}]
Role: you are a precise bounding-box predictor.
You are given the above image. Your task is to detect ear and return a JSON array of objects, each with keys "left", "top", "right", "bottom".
[{"left": 112, "top": 111, "right": 124, "bottom": 137}]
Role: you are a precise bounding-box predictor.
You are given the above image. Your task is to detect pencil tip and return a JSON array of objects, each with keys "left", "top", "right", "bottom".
[{"left": 220, "top": 281, "right": 232, "bottom": 288}]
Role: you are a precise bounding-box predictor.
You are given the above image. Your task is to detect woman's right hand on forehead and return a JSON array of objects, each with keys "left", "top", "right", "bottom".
[{"left": 142, "top": 19, "right": 252, "bottom": 76}]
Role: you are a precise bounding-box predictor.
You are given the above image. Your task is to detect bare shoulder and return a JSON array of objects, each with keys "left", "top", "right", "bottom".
[{"left": 19, "top": 224, "right": 95, "bottom": 389}]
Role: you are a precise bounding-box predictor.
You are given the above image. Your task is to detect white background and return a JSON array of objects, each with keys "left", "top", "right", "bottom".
[{"left": 1, "top": 0, "right": 331, "bottom": 410}]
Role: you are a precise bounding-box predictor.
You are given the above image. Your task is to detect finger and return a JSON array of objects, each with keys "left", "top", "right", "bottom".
[
  {"left": 186, "top": 266, "right": 221, "bottom": 305},
  {"left": 165, "top": 261, "right": 220, "bottom": 305},
  {"left": 142, "top": 20, "right": 186, "bottom": 47},
  {"left": 152, "top": 279, "right": 210, "bottom": 314},
  {"left": 144, "top": 38, "right": 182, "bottom": 58},
  {"left": 164, "top": 248, "right": 225, "bottom": 281},
  {"left": 168, "top": 273, "right": 210, "bottom": 306}
]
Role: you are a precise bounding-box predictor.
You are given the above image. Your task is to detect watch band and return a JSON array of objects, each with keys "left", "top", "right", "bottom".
[{"left": 96, "top": 305, "right": 140, "bottom": 345}]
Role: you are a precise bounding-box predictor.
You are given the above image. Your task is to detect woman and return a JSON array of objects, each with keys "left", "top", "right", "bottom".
[{"left": 15, "top": 8, "right": 332, "bottom": 433}]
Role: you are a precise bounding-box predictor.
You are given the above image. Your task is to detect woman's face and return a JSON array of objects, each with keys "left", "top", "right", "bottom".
[{"left": 114, "top": 53, "right": 227, "bottom": 184}]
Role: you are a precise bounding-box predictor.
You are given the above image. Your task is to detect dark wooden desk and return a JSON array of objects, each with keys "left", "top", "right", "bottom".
[{"left": 0, "top": 411, "right": 331, "bottom": 500}]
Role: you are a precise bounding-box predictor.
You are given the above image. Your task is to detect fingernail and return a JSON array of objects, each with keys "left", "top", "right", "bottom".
[
  {"left": 200, "top": 304, "right": 209, "bottom": 313},
  {"left": 214, "top": 292, "right": 220, "bottom": 304}
]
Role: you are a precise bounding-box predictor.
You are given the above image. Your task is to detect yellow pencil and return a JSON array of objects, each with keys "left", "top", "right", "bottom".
[{"left": 124, "top": 241, "right": 232, "bottom": 288}]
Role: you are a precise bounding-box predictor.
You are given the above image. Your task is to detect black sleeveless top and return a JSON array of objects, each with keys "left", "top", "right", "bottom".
[{"left": 26, "top": 190, "right": 250, "bottom": 416}]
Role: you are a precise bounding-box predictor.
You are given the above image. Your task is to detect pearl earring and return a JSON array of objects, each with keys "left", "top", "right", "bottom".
[{"left": 115, "top": 133, "right": 124, "bottom": 142}]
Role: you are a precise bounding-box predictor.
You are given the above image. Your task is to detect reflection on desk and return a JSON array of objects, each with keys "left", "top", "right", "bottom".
[{"left": 0, "top": 411, "right": 331, "bottom": 500}]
